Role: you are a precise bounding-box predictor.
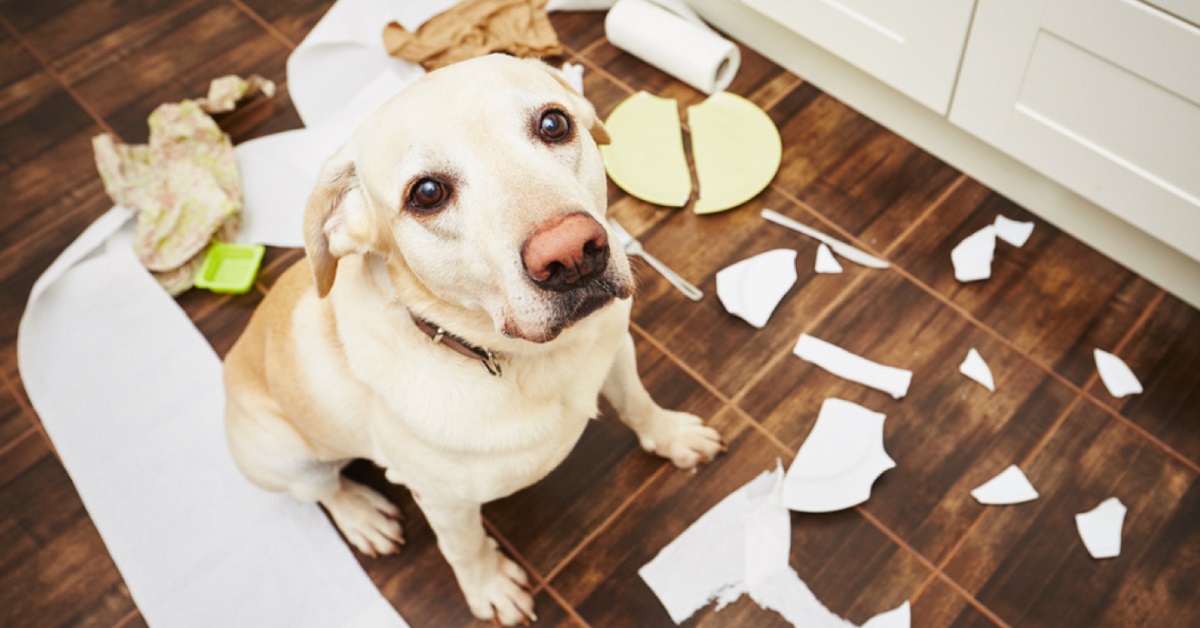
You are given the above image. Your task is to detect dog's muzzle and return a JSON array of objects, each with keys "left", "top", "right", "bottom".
[{"left": 521, "top": 213, "right": 610, "bottom": 293}]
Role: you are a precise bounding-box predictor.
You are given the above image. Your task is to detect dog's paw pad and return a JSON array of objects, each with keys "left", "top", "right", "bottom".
[
  {"left": 641, "top": 411, "right": 724, "bottom": 470},
  {"left": 466, "top": 554, "right": 536, "bottom": 626},
  {"left": 322, "top": 479, "right": 405, "bottom": 557}
]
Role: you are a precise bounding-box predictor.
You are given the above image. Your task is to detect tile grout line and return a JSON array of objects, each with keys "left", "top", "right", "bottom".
[
  {"left": 542, "top": 464, "right": 669, "bottom": 584},
  {"left": 111, "top": 608, "right": 141, "bottom": 628},
  {"left": 933, "top": 571, "right": 1014, "bottom": 628},
  {"left": 572, "top": 53, "right": 636, "bottom": 96},
  {"left": 1084, "top": 393, "right": 1200, "bottom": 475},
  {"left": 227, "top": 0, "right": 297, "bottom": 50},
  {"left": 906, "top": 570, "right": 942, "bottom": 608},
  {"left": 759, "top": 76, "right": 805, "bottom": 114},
  {"left": 481, "top": 516, "right": 550, "bottom": 595},
  {"left": 883, "top": 174, "right": 969, "bottom": 254},
  {"left": 0, "top": 426, "right": 37, "bottom": 461},
  {"left": 628, "top": 323, "right": 735, "bottom": 408},
  {"left": 576, "top": 36, "right": 608, "bottom": 59},
  {"left": 0, "top": 13, "right": 119, "bottom": 139},
  {"left": 540, "top": 582, "right": 594, "bottom": 628}
]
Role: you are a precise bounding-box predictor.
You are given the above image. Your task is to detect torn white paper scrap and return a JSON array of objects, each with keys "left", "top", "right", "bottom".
[
  {"left": 793, "top": 334, "right": 913, "bottom": 399},
  {"left": 748, "top": 567, "right": 855, "bottom": 628},
  {"left": 861, "top": 601, "right": 911, "bottom": 628},
  {"left": 951, "top": 225, "right": 996, "bottom": 283},
  {"left": 993, "top": 215, "right": 1034, "bottom": 247},
  {"left": 959, "top": 348, "right": 995, "bottom": 392},
  {"left": 971, "top": 465, "right": 1038, "bottom": 505},
  {"left": 1075, "top": 497, "right": 1127, "bottom": 559},
  {"left": 559, "top": 61, "right": 585, "bottom": 96},
  {"left": 782, "top": 398, "right": 895, "bottom": 513},
  {"left": 1094, "top": 349, "right": 1143, "bottom": 398},
  {"left": 716, "top": 249, "right": 797, "bottom": 329},
  {"left": 815, "top": 243, "right": 843, "bottom": 274},
  {"left": 639, "top": 466, "right": 782, "bottom": 624}
]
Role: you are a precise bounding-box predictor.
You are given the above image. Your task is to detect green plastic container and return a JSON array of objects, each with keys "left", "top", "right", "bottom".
[{"left": 194, "top": 242, "right": 266, "bottom": 294}]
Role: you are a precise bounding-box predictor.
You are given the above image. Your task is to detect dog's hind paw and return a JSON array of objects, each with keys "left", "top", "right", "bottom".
[
  {"left": 465, "top": 550, "right": 537, "bottom": 626},
  {"left": 639, "top": 410, "right": 725, "bottom": 470},
  {"left": 321, "top": 478, "right": 405, "bottom": 557}
]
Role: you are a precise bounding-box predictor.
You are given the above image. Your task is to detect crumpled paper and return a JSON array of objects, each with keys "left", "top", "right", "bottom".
[
  {"left": 92, "top": 74, "right": 274, "bottom": 294},
  {"left": 382, "top": 0, "right": 562, "bottom": 70}
]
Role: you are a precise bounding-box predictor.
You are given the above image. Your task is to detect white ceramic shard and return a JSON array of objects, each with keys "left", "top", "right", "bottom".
[
  {"left": 970, "top": 465, "right": 1038, "bottom": 505},
  {"left": 716, "top": 249, "right": 797, "bottom": 329},
  {"left": 861, "top": 601, "right": 911, "bottom": 628},
  {"left": 559, "top": 61, "right": 585, "bottom": 96},
  {"left": 782, "top": 399, "right": 896, "bottom": 513},
  {"left": 1075, "top": 497, "right": 1127, "bottom": 559},
  {"left": 793, "top": 334, "right": 913, "bottom": 399},
  {"left": 959, "top": 348, "right": 995, "bottom": 392},
  {"left": 1094, "top": 349, "right": 1143, "bottom": 398},
  {"left": 993, "top": 215, "right": 1034, "bottom": 247},
  {"left": 815, "top": 243, "right": 843, "bottom": 274},
  {"left": 951, "top": 225, "right": 997, "bottom": 283}
]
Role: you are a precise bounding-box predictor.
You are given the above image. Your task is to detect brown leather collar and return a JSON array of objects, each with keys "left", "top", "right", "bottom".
[{"left": 410, "top": 313, "right": 502, "bottom": 376}]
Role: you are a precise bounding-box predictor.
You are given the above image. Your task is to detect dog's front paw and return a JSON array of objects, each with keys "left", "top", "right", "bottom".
[
  {"left": 463, "top": 544, "right": 536, "bottom": 625},
  {"left": 638, "top": 410, "right": 724, "bottom": 469},
  {"left": 321, "top": 478, "right": 405, "bottom": 558}
]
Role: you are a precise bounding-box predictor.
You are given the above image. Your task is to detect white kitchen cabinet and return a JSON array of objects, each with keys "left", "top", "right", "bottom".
[
  {"left": 951, "top": 0, "right": 1200, "bottom": 264},
  {"left": 739, "top": 0, "right": 976, "bottom": 113}
]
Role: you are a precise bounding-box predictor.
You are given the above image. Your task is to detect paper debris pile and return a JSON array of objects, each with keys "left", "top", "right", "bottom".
[{"left": 92, "top": 74, "right": 274, "bottom": 294}]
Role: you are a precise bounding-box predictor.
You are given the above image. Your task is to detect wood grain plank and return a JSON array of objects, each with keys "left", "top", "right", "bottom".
[
  {"left": 912, "top": 577, "right": 1002, "bottom": 627},
  {"left": 0, "top": 436, "right": 135, "bottom": 627},
  {"left": 550, "top": 10, "right": 609, "bottom": 53},
  {"left": 942, "top": 401, "right": 1200, "bottom": 627},
  {"left": 888, "top": 178, "right": 1159, "bottom": 388},
  {"left": 1089, "top": 293, "right": 1200, "bottom": 467},
  {"left": 738, "top": 271, "right": 1078, "bottom": 564},
  {"left": 0, "top": 372, "right": 31, "bottom": 453},
  {"left": 549, "top": 407, "right": 930, "bottom": 626},
  {"left": 236, "top": 0, "right": 335, "bottom": 46},
  {"left": 626, "top": 191, "right": 870, "bottom": 398},
  {"left": 767, "top": 83, "right": 963, "bottom": 251},
  {"left": 484, "top": 332, "right": 725, "bottom": 576}
]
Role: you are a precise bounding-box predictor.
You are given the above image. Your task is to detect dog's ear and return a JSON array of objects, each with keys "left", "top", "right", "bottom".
[
  {"left": 303, "top": 144, "right": 373, "bottom": 298},
  {"left": 540, "top": 62, "right": 611, "bottom": 146}
]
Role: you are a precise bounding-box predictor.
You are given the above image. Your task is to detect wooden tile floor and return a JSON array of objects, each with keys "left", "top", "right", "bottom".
[{"left": 1, "top": 2, "right": 1198, "bottom": 626}]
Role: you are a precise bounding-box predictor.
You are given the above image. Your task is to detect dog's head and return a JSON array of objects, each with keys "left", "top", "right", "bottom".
[{"left": 303, "top": 54, "right": 633, "bottom": 344}]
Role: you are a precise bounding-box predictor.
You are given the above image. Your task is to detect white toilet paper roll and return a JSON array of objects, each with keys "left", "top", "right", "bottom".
[{"left": 605, "top": 0, "right": 740, "bottom": 94}]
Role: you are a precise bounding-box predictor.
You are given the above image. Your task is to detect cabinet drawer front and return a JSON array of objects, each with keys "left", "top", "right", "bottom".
[
  {"left": 740, "top": 0, "right": 976, "bottom": 113},
  {"left": 952, "top": 0, "right": 1200, "bottom": 263}
]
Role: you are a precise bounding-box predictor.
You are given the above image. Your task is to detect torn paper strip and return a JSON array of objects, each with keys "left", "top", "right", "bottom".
[
  {"left": 1094, "top": 349, "right": 1143, "bottom": 398},
  {"left": 993, "top": 215, "right": 1034, "bottom": 247},
  {"left": 951, "top": 225, "right": 996, "bottom": 283},
  {"left": 716, "top": 249, "right": 797, "bottom": 329},
  {"left": 971, "top": 465, "right": 1038, "bottom": 505},
  {"left": 1076, "top": 497, "right": 1127, "bottom": 559},
  {"left": 815, "top": 243, "right": 843, "bottom": 274},
  {"left": 793, "top": 334, "right": 913, "bottom": 399},
  {"left": 959, "top": 348, "right": 995, "bottom": 392},
  {"left": 783, "top": 398, "right": 895, "bottom": 513}
]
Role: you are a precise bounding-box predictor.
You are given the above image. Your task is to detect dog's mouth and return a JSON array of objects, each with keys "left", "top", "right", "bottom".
[{"left": 504, "top": 273, "right": 632, "bottom": 343}]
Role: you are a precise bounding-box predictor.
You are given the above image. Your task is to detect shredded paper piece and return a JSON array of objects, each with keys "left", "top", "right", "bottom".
[
  {"left": 971, "top": 465, "right": 1038, "bottom": 505},
  {"left": 640, "top": 461, "right": 909, "bottom": 626},
  {"left": 1094, "top": 349, "right": 1143, "bottom": 398},
  {"left": 716, "top": 249, "right": 797, "bottom": 328},
  {"left": 951, "top": 225, "right": 996, "bottom": 283},
  {"left": 783, "top": 399, "right": 895, "bottom": 513},
  {"left": 1076, "top": 497, "right": 1127, "bottom": 559},
  {"left": 793, "top": 334, "right": 913, "bottom": 399},
  {"left": 815, "top": 243, "right": 843, "bottom": 274},
  {"left": 993, "top": 215, "right": 1034, "bottom": 247},
  {"left": 959, "top": 348, "right": 995, "bottom": 392}
]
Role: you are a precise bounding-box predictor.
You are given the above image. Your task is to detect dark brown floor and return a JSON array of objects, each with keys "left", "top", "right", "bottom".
[{"left": 2, "top": 2, "right": 1198, "bottom": 627}]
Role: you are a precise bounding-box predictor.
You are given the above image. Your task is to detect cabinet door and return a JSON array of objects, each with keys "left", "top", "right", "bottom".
[
  {"left": 952, "top": 0, "right": 1200, "bottom": 263},
  {"left": 739, "top": 0, "right": 976, "bottom": 113}
]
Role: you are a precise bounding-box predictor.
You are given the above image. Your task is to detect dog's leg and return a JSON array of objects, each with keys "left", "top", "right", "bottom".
[
  {"left": 226, "top": 402, "right": 404, "bottom": 557},
  {"left": 416, "top": 497, "right": 535, "bottom": 626},
  {"left": 602, "top": 332, "right": 724, "bottom": 468}
]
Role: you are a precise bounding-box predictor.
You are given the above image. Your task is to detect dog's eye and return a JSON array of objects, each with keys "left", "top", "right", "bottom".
[
  {"left": 538, "top": 109, "right": 572, "bottom": 143},
  {"left": 408, "top": 178, "right": 449, "bottom": 212}
]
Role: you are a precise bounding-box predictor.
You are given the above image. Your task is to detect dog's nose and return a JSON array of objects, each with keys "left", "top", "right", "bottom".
[{"left": 522, "top": 214, "right": 610, "bottom": 292}]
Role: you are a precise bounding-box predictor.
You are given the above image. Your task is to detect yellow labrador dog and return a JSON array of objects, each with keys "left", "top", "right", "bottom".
[{"left": 223, "top": 54, "right": 723, "bottom": 624}]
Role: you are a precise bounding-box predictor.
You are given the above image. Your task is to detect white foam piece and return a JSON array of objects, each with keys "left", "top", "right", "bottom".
[
  {"left": 1094, "top": 349, "right": 1143, "bottom": 398},
  {"left": 970, "top": 465, "right": 1038, "bottom": 505},
  {"left": 782, "top": 399, "right": 895, "bottom": 513},
  {"left": 1075, "top": 497, "right": 1127, "bottom": 559},
  {"left": 959, "top": 348, "right": 995, "bottom": 392},
  {"left": 716, "top": 249, "right": 797, "bottom": 329},
  {"left": 815, "top": 243, "right": 843, "bottom": 274},
  {"left": 993, "top": 215, "right": 1034, "bottom": 247},
  {"left": 951, "top": 225, "right": 997, "bottom": 283},
  {"left": 793, "top": 334, "right": 913, "bottom": 399}
]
